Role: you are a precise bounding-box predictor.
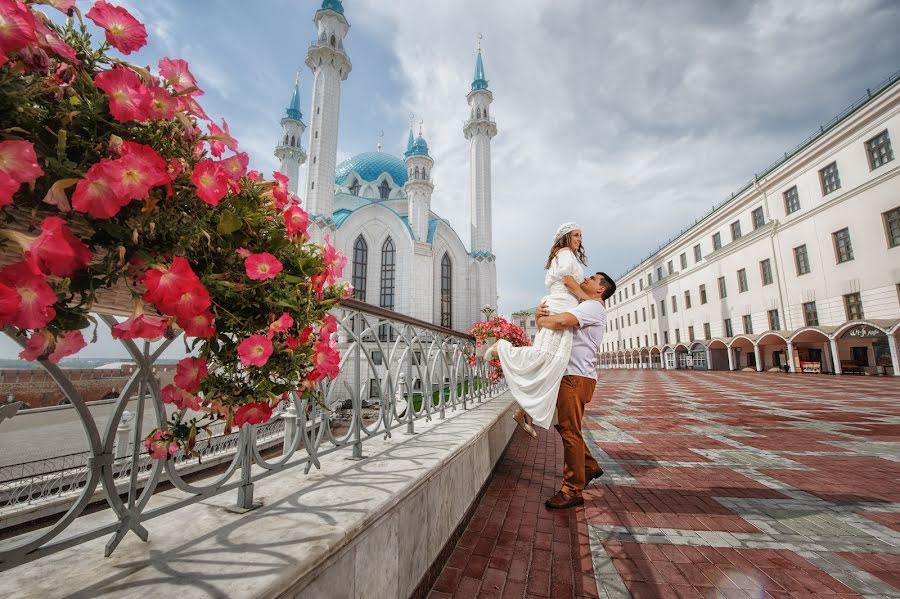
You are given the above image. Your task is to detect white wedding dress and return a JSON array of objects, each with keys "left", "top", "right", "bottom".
[{"left": 495, "top": 248, "right": 582, "bottom": 429}]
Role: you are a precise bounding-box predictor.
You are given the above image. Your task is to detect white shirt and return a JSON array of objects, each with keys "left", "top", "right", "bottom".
[{"left": 565, "top": 299, "right": 607, "bottom": 379}]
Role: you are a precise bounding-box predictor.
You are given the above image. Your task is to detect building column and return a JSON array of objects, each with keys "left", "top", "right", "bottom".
[
  {"left": 786, "top": 341, "right": 795, "bottom": 373},
  {"left": 705, "top": 347, "right": 711, "bottom": 371},
  {"left": 888, "top": 334, "right": 899, "bottom": 376},
  {"left": 829, "top": 338, "right": 842, "bottom": 375},
  {"left": 727, "top": 347, "right": 735, "bottom": 371},
  {"left": 754, "top": 345, "right": 763, "bottom": 372}
]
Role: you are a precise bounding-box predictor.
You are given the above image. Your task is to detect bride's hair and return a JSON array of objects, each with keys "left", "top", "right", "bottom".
[{"left": 545, "top": 231, "right": 587, "bottom": 269}]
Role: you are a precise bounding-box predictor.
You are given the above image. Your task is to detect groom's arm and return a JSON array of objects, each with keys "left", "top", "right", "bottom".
[{"left": 535, "top": 302, "right": 578, "bottom": 331}]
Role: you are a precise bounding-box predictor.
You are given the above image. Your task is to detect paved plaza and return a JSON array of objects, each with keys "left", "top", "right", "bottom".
[{"left": 428, "top": 371, "right": 900, "bottom": 599}]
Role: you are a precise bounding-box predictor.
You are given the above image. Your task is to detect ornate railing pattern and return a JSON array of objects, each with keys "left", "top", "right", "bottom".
[{"left": 0, "top": 299, "right": 505, "bottom": 571}]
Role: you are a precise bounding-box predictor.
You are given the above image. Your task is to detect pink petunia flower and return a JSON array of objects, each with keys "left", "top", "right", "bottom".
[
  {"left": 144, "top": 430, "right": 178, "bottom": 459},
  {"left": 283, "top": 204, "right": 309, "bottom": 238},
  {"left": 146, "top": 84, "right": 178, "bottom": 120},
  {"left": 220, "top": 152, "right": 248, "bottom": 182},
  {"left": 0, "top": 172, "right": 17, "bottom": 207},
  {"left": 271, "top": 171, "right": 289, "bottom": 209},
  {"left": 0, "top": 0, "right": 36, "bottom": 54},
  {"left": 311, "top": 335, "right": 340, "bottom": 380},
  {"left": 43, "top": 0, "right": 77, "bottom": 13},
  {"left": 191, "top": 159, "right": 228, "bottom": 206},
  {"left": 233, "top": 401, "right": 273, "bottom": 427},
  {"left": 161, "top": 383, "right": 201, "bottom": 411},
  {"left": 18, "top": 329, "right": 54, "bottom": 361},
  {"left": 237, "top": 334, "right": 273, "bottom": 367},
  {"left": 111, "top": 311, "right": 170, "bottom": 341},
  {"left": 71, "top": 162, "right": 128, "bottom": 218},
  {"left": 5, "top": 216, "right": 93, "bottom": 277},
  {"left": 94, "top": 66, "right": 149, "bottom": 122},
  {"left": 168, "top": 283, "right": 211, "bottom": 319},
  {"left": 158, "top": 57, "right": 198, "bottom": 92},
  {"left": 268, "top": 312, "right": 293, "bottom": 337},
  {"left": 176, "top": 310, "right": 215, "bottom": 338},
  {"left": 0, "top": 140, "right": 44, "bottom": 189},
  {"left": 206, "top": 119, "right": 237, "bottom": 158},
  {"left": 142, "top": 256, "right": 201, "bottom": 308},
  {"left": 48, "top": 329, "right": 86, "bottom": 363},
  {"left": 321, "top": 235, "right": 347, "bottom": 285},
  {"left": 0, "top": 281, "right": 21, "bottom": 323},
  {"left": 174, "top": 356, "right": 207, "bottom": 392},
  {"left": 244, "top": 252, "right": 282, "bottom": 281},
  {"left": 0, "top": 261, "right": 57, "bottom": 329},
  {"left": 85, "top": 1, "right": 147, "bottom": 54}
]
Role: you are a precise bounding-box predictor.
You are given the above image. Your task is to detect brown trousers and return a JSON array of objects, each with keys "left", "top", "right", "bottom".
[{"left": 553, "top": 375, "right": 599, "bottom": 498}]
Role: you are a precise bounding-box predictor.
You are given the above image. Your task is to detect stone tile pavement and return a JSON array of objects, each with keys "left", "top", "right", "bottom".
[{"left": 427, "top": 371, "right": 900, "bottom": 598}]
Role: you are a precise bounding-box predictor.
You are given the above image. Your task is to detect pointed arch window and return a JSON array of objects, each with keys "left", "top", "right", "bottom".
[
  {"left": 378, "top": 179, "right": 391, "bottom": 199},
  {"left": 379, "top": 238, "right": 396, "bottom": 341},
  {"left": 290, "top": 135, "right": 296, "bottom": 147},
  {"left": 441, "top": 253, "right": 452, "bottom": 328},
  {"left": 351, "top": 236, "right": 367, "bottom": 301},
  {"left": 349, "top": 179, "right": 361, "bottom": 196}
]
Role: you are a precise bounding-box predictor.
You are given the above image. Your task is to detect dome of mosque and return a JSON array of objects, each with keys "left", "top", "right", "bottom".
[{"left": 335, "top": 152, "right": 408, "bottom": 186}]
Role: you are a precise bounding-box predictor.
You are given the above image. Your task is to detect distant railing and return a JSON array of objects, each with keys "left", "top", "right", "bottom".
[
  {"left": 616, "top": 68, "right": 900, "bottom": 280},
  {"left": 0, "top": 301, "right": 505, "bottom": 571}
]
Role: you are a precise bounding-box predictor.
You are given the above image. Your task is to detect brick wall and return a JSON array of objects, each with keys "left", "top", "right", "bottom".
[{"left": 0, "top": 365, "right": 176, "bottom": 408}]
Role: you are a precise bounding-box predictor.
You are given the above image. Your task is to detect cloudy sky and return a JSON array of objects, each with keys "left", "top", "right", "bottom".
[{"left": 2, "top": 0, "right": 900, "bottom": 359}]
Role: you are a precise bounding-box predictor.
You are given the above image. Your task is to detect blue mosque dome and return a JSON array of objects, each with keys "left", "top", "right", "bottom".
[
  {"left": 405, "top": 135, "right": 430, "bottom": 158},
  {"left": 319, "top": 0, "right": 344, "bottom": 15},
  {"left": 335, "top": 151, "right": 408, "bottom": 186}
]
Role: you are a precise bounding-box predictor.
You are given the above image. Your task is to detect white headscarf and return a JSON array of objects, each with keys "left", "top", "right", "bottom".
[{"left": 554, "top": 222, "right": 581, "bottom": 242}]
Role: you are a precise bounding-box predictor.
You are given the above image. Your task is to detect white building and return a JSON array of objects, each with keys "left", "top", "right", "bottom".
[
  {"left": 509, "top": 309, "right": 538, "bottom": 344},
  {"left": 600, "top": 73, "right": 900, "bottom": 376},
  {"left": 275, "top": 0, "right": 498, "bottom": 333}
]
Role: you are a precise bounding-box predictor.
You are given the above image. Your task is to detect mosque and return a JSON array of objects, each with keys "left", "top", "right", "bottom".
[{"left": 274, "top": 0, "right": 498, "bottom": 332}]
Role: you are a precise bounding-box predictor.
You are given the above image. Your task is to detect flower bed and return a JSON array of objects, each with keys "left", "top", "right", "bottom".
[
  {"left": 0, "top": 0, "right": 348, "bottom": 456},
  {"left": 469, "top": 316, "right": 529, "bottom": 382}
]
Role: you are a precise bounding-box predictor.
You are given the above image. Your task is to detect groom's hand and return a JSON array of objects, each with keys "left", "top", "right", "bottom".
[{"left": 535, "top": 302, "right": 550, "bottom": 318}]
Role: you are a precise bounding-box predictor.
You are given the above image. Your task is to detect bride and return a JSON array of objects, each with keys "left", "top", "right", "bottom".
[{"left": 486, "top": 222, "right": 592, "bottom": 435}]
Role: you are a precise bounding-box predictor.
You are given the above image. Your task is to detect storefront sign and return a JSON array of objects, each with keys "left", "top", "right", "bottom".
[
  {"left": 843, "top": 325, "right": 884, "bottom": 339},
  {"left": 800, "top": 361, "right": 821, "bottom": 374}
]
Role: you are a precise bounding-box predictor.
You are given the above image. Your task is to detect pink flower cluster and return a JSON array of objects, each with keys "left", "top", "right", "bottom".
[{"left": 469, "top": 317, "right": 530, "bottom": 383}]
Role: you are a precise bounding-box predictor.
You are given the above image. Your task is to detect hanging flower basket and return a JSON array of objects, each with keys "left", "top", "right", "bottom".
[{"left": 0, "top": 0, "right": 351, "bottom": 455}]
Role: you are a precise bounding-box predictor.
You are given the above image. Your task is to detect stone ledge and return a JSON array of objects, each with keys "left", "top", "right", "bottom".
[{"left": 1, "top": 391, "right": 516, "bottom": 599}]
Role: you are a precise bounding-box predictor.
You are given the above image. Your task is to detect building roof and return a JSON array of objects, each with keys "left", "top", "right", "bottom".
[
  {"left": 405, "top": 134, "right": 430, "bottom": 158},
  {"left": 335, "top": 152, "right": 408, "bottom": 186}
]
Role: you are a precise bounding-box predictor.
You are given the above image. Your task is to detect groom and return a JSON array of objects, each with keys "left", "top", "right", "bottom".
[{"left": 535, "top": 272, "right": 615, "bottom": 509}]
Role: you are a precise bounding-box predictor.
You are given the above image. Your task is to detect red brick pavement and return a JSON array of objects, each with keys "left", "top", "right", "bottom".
[{"left": 428, "top": 372, "right": 900, "bottom": 599}]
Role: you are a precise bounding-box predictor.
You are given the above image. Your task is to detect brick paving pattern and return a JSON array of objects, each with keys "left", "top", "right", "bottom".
[{"left": 428, "top": 371, "right": 900, "bottom": 598}]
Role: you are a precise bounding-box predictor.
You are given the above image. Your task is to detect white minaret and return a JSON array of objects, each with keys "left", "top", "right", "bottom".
[
  {"left": 304, "top": 0, "right": 351, "bottom": 221},
  {"left": 274, "top": 72, "right": 307, "bottom": 196},
  {"left": 463, "top": 37, "right": 498, "bottom": 316},
  {"left": 404, "top": 121, "right": 434, "bottom": 243}
]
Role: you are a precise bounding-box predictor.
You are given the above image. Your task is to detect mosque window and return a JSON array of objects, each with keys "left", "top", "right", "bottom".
[
  {"left": 422, "top": 169, "right": 427, "bottom": 180},
  {"left": 380, "top": 238, "right": 395, "bottom": 311},
  {"left": 290, "top": 135, "right": 295, "bottom": 147},
  {"left": 441, "top": 253, "right": 452, "bottom": 328},
  {"left": 330, "top": 35, "right": 336, "bottom": 47},
  {"left": 476, "top": 108, "right": 481, "bottom": 119},
  {"left": 349, "top": 180, "right": 361, "bottom": 196},
  {"left": 379, "top": 180, "right": 391, "bottom": 199},
  {"left": 414, "top": 166, "right": 419, "bottom": 180},
  {"left": 352, "top": 236, "right": 368, "bottom": 301},
  {"left": 315, "top": 130, "right": 318, "bottom": 139},
  {"left": 283, "top": 134, "right": 289, "bottom": 145}
]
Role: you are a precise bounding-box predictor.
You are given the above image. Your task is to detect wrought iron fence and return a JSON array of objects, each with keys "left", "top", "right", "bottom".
[{"left": 0, "top": 299, "right": 505, "bottom": 571}]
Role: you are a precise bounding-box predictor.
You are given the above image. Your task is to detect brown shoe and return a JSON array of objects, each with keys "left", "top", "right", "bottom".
[
  {"left": 512, "top": 409, "right": 538, "bottom": 439},
  {"left": 545, "top": 491, "right": 584, "bottom": 509},
  {"left": 585, "top": 468, "right": 604, "bottom": 484}
]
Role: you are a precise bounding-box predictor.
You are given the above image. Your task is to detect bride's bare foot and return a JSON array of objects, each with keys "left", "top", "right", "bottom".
[{"left": 513, "top": 408, "right": 538, "bottom": 438}]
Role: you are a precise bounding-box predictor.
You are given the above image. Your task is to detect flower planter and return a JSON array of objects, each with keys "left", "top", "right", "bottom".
[{"left": 475, "top": 336, "right": 497, "bottom": 358}]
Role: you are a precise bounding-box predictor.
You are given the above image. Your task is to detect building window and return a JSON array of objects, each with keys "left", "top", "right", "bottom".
[
  {"left": 634, "top": 310, "right": 638, "bottom": 324},
  {"left": 529, "top": 320, "right": 535, "bottom": 327},
  {"left": 679, "top": 253, "right": 687, "bottom": 269},
  {"left": 639, "top": 279, "right": 644, "bottom": 291},
  {"left": 352, "top": 235, "right": 368, "bottom": 301},
  {"left": 684, "top": 290, "right": 691, "bottom": 309},
  {"left": 703, "top": 322, "right": 711, "bottom": 339},
  {"left": 653, "top": 333, "right": 658, "bottom": 345},
  {"left": 742, "top": 314, "right": 753, "bottom": 335},
  {"left": 712, "top": 232, "right": 722, "bottom": 250},
  {"left": 832, "top": 228, "right": 854, "bottom": 263},
  {"left": 663, "top": 331, "right": 669, "bottom": 345},
  {"left": 660, "top": 300, "right": 666, "bottom": 317},
  {"left": 647, "top": 273, "right": 652, "bottom": 286},
  {"left": 783, "top": 186, "right": 800, "bottom": 215},
  {"left": 644, "top": 335, "right": 649, "bottom": 347},
  {"left": 718, "top": 276, "right": 727, "bottom": 298},
  {"left": 693, "top": 244, "right": 702, "bottom": 263},
  {"left": 667, "top": 260, "right": 674, "bottom": 275},
  {"left": 675, "top": 329, "right": 681, "bottom": 343},
  {"left": 650, "top": 304, "right": 656, "bottom": 319},
  {"left": 724, "top": 318, "right": 733, "bottom": 337},
  {"left": 730, "top": 220, "right": 742, "bottom": 242},
  {"left": 699, "top": 284, "right": 707, "bottom": 305},
  {"left": 625, "top": 288, "right": 629, "bottom": 299},
  {"left": 768, "top": 309, "right": 780, "bottom": 331},
  {"left": 656, "top": 266, "right": 663, "bottom": 281},
  {"left": 378, "top": 179, "right": 391, "bottom": 199},
  {"left": 802, "top": 301, "right": 818, "bottom": 326},
  {"left": 440, "top": 253, "right": 452, "bottom": 328},
  {"left": 844, "top": 292, "right": 863, "bottom": 320},
  {"left": 884, "top": 207, "right": 900, "bottom": 248},
  {"left": 631, "top": 283, "right": 636, "bottom": 295},
  {"left": 794, "top": 244, "right": 810, "bottom": 276},
  {"left": 349, "top": 180, "right": 361, "bottom": 196},
  {"left": 371, "top": 350, "right": 383, "bottom": 365},
  {"left": 819, "top": 161, "right": 841, "bottom": 195},
  {"left": 671, "top": 295, "right": 677, "bottom": 312},
  {"left": 737, "top": 268, "right": 748, "bottom": 293},
  {"left": 751, "top": 207, "right": 765, "bottom": 230},
  {"left": 627, "top": 313, "right": 631, "bottom": 326},
  {"left": 760, "top": 259, "right": 773, "bottom": 286},
  {"left": 688, "top": 326, "right": 695, "bottom": 342},
  {"left": 642, "top": 307, "right": 646, "bottom": 322},
  {"left": 380, "top": 237, "right": 395, "bottom": 310},
  {"left": 866, "top": 130, "right": 893, "bottom": 170}
]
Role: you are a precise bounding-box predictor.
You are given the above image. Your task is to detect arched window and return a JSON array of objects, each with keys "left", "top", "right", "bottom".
[
  {"left": 352, "top": 236, "right": 367, "bottom": 301},
  {"left": 476, "top": 108, "right": 481, "bottom": 119},
  {"left": 379, "top": 238, "right": 396, "bottom": 341},
  {"left": 330, "top": 35, "right": 336, "bottom": 47},
  {"left": 349, "top": 180, "right": 361, "bottom": 196},
  {"left": 441, "top": 253, "right": 452, "bottom": 328},
  {"left": 422, "top": 169, "right": 427, "bottom": 180},
  {"left": 283, "top": 134, "right": 289, "bottom": 145},
  {"left": 378, "top": 179, "right": 391, "bottom": 199},
  {"left": 290, "top": 135, "right": 295, "bottom": 147},
  {"left": 414, "top": 166, "right": 419, "bottom": 180}
]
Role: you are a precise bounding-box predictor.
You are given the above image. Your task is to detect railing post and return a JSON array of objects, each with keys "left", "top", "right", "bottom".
[
  {"left": 113, "top": 411, "right": 133, "bottom": 459},
  {"left": 404, "top": 349, "right": 416, "bottom": 434},
  {"left": 350, "top": 314, "right": 365, "bottom": 459},
  {"left": 282, "top": 399, "right": 298, "bottom": 453},
  {"left": 233, "top": 424, "right": 258, "bottom": 512}
]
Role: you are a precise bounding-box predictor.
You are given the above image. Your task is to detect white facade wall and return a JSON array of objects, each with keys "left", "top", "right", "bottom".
[{"left": 602, "top": 80, "right": 900, "bottom": 374}]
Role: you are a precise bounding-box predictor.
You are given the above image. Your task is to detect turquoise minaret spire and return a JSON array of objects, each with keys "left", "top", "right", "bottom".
[
  {"left": 406, "top": 127, "right": 415, "bottom": 154},
  {"left": 286, "top": 72, "right": 302, "bottom": 120},
  {"left": 472, "top": 36, "right": 488, "bottom": 91}
]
